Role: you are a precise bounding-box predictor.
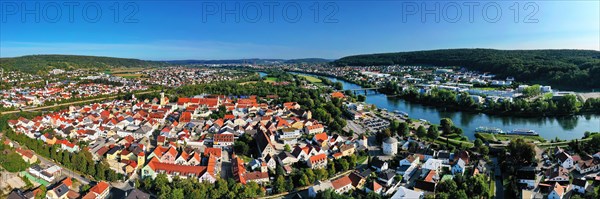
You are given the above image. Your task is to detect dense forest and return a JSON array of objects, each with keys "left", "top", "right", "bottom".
[
  {"left": 0, "top": 55, "right": 166, "bottom": 74},
  {"left": 334, "top": 49, "right": 600, "bottom": 89}
]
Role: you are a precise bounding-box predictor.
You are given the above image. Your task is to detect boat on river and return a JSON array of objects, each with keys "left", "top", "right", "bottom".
[
  {"left": 394, "top": 110, "right": 409, "bottom": 117},
  {"left": 508, "top": 129, "right": 539, "bottom": 136},
  {"left": 475, "top": 126, "right": 504, "bottom": 134}
]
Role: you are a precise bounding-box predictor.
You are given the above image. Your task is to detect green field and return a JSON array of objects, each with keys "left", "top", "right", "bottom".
[
  {"left": 298, "top": 75, "right": 322, "bottom": 83},
  {"left": 264, "top": 77, "right": 279, "bottom": 83},
  {"left": 495, "top": 134, "right": 546, "bottom": 143},
  {"left": 115, "top": 74, "right": 142, "bottom": 79}
]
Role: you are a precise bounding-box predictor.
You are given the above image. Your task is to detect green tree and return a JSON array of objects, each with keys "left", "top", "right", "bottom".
[
  {"left": 170, "top": 188, "right": 185, "bottom": 199},
  {"left": 274, "top": 175, "right": 287, "bottom": 193},
  {"left": 427, "top": 125, "right": 439, "bottom": 140},
  {"left": 558, "top": 94, "right": 579, "bottom": 114},
  {"left": 507, "top": 138, "right": 536, "bottom": 165},
  {"left": 416, "top": 126, "right": 427, "bottom": 138},
  {"left": 398, "top": 122, "right": 409, "bottom": 137},
  {"left": 357, "top": 95, "right": 366, "bottom": 102},
  {"left": 474, "top": 138, "right": 483, "bottom": 148},
  {"left": 440, "top": 118, "right": 454, "bottom": 135}
]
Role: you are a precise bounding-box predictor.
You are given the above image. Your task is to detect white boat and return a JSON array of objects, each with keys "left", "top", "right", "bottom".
[
  {"left": 475, "top": 126, "right": 504, "bottom": 134},
  {"left": 509, "top": 129, "right": 538, "bottom": 136}
]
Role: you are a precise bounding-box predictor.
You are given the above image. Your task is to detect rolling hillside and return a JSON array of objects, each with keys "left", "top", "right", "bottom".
[
  {"left": 0, "top": 55, "right": 167, "bottom": 73},
  {"left": 334, "top": 49, "right": 600, "bottom": 89}
]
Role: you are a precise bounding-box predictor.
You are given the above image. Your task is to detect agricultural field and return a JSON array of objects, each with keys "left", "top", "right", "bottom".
[
  {"left": 114, "top": 74, "right": 143, "bottom": 79},
  {"left": 298, "top": 74, "right": 322, "bottom": 83},
  {"left": 108, "top": 68, "right": 147, "bottom": 79},
  {"left": 239, "top": 81, "right": 258, "bottom": 85}
]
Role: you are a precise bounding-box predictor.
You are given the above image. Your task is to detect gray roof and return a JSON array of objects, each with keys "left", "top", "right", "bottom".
[
  {"left": 51, "top": 184, "right": 69, "bottom": 197},
  {"left": 124, "top": 189, "right": 150, "bottom": 199},
  {"left": 378, "top": 169, "right": 396, "bottom": 180},
  {"left": 384, "top": 137, "right": 398, "bottom": 144}
]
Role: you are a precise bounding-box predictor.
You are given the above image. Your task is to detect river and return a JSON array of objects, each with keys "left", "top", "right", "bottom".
[{"left": 279, "top": 72, "right": 600, "bottom": 141}]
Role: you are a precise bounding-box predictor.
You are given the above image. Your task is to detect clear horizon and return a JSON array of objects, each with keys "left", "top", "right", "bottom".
[{"left": 1, "top": 0, "right": 598, "bottom": 60}]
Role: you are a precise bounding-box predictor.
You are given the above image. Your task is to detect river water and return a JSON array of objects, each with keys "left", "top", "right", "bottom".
[{"left": 278, "top": 72, "right": 600, "bottom": 141}]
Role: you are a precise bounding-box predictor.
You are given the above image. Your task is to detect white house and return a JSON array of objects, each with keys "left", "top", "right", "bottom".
[
  {"left": 392, "top": 186, "right": 424, "bottom": 199},
  {"left": 451, "top": 158, "right": 466, "bottom": 175},
  {"left": 557, "top": 152, "right": 574, "bottom": 169},
  {"left": 422, "top": 159, "right": 445, "bottom": 172}
]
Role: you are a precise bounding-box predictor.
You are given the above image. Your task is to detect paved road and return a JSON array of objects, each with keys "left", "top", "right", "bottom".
[
  {"left": 35, "top": 152, "right": 92, "bottom": 184},
  {"left": 0, "top": 90, "right": 158, "bottom": 115},
  {"left": 492, "top": 158, "right": 504, "bottom": 199}
]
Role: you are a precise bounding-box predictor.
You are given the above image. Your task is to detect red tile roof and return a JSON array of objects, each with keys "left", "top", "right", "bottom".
[
  {"left": 309, "top": 153, "right": 327, "bottom": 164},
  {"left": 331, "top": 92, "right": 346, "bottom": 98},
  {"left": 331, "top": 176, "right": 353, "bottom": 190},
  {"left": 204, "top": 147, "right": 222, "bottom": 157},
  {"left": 146, "top": 158, "right": 207, "bottom": 176},
  {"left": 213, "top": 134, "right": 234, "bottom": 143},
  {"left": 314, "top": 133, "right": 328, "bottom": 143}
]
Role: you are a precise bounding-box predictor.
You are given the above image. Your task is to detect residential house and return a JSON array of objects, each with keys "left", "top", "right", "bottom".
[
  {"left": 517, "top": 167, "right": 536, "bottom": 189},
  {"left": 276, "top": 152, "right": 297, "bottom": 166},
  {"left": 141, "top": 158, "right": 209, "bottom": 182},
  {"left": 263, "top": 154, "right": 277, "bottom": 170},
  {"left": 557, "top": 152, "right": 574, "bottom": 169},
  {"left": 397, "top": 154, "right": 419, "bottom": 182},
  {"left": 213, "top": 134, "right": 234, "bottom": 148},
  {"left": 244, "top": 171, "right": 270, "bottom": 184},
  {"left": 47, "top": 183, "right": 70, "bottom": 199},
  {"left": 575, "top": 154, "right": 600, "bottom": 174},
  {"left": 378, "top": 169, "right": 396, "bottom": 187},
  {"left": 313, "top": 132, "right": 328, "bottom": 147},
  {"left": 82, "top": 181, "right": 110, "bottom": 199},
  {"left": 547, "top": 182, "right": 564, "bottom": 199},
  {"left": 571, "top": 178, "right": 587, "bottom": 194},
  {"left": 451, "top": 158, "right": 466, "bottom": 175},
  {"left": 308, "top": 153, "right": 328, "bottom": 169},
  {"left": 304, "top": 124, "right": 324, "bottom": 135},
  {"left": 365, "top": 181, "right": 382, "bottom": 194},
  {"left": 545, "top": 166, "right": 569, "bottom": 183},
  {"left": 331, "top": 176, "right": 354, "bottom": 194},
  {"left": 15, "top": 148, "right": 37, "bottom": 164},
  {"left": 256, "top": 130, "right": 276, "bottom": 158},
  {"left": 391, "top": 186, "right": 424, "bottom": 199},
  {"left": 371, "top": 158, "right": 389, "bottom": 172}
]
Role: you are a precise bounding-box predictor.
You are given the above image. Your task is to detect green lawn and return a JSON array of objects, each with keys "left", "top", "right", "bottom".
[
  {"left": 21, "top": 171, "right": 50, "bottom": 186},
  {"left": 434, "top": 137, "right": 474, "bottom": 148},
  {"left": 356, "top": 156, "right": 368, "bottom": 164},
  {"left": 475, "top": 132, "right": 545, "bottom": 143},
  {"left": 475, "top": 133, "right": 496, "bottom": 142},
  {"left": 298, "top": 75, "right": 322, "bottom": 83},
  {"left": 495, "top": 134, "right": 545, "bottom": 143}
]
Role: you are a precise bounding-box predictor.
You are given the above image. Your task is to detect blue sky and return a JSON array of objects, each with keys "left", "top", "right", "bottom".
[{"left": 0, "top": 0, "right": 598, "bottom": 60}]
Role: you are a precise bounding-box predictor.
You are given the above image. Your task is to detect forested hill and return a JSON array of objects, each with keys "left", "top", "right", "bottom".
[
  {"left": 0, "top": 55, "right": 167, "bottom": 74},
  {"left": 333, "top": 49, "right": 600, "bottom": 89}
]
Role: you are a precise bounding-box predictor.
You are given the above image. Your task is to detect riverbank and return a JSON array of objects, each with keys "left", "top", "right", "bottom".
[{"left": 287, "top": 71, "right": 600, "bottom": 141}]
